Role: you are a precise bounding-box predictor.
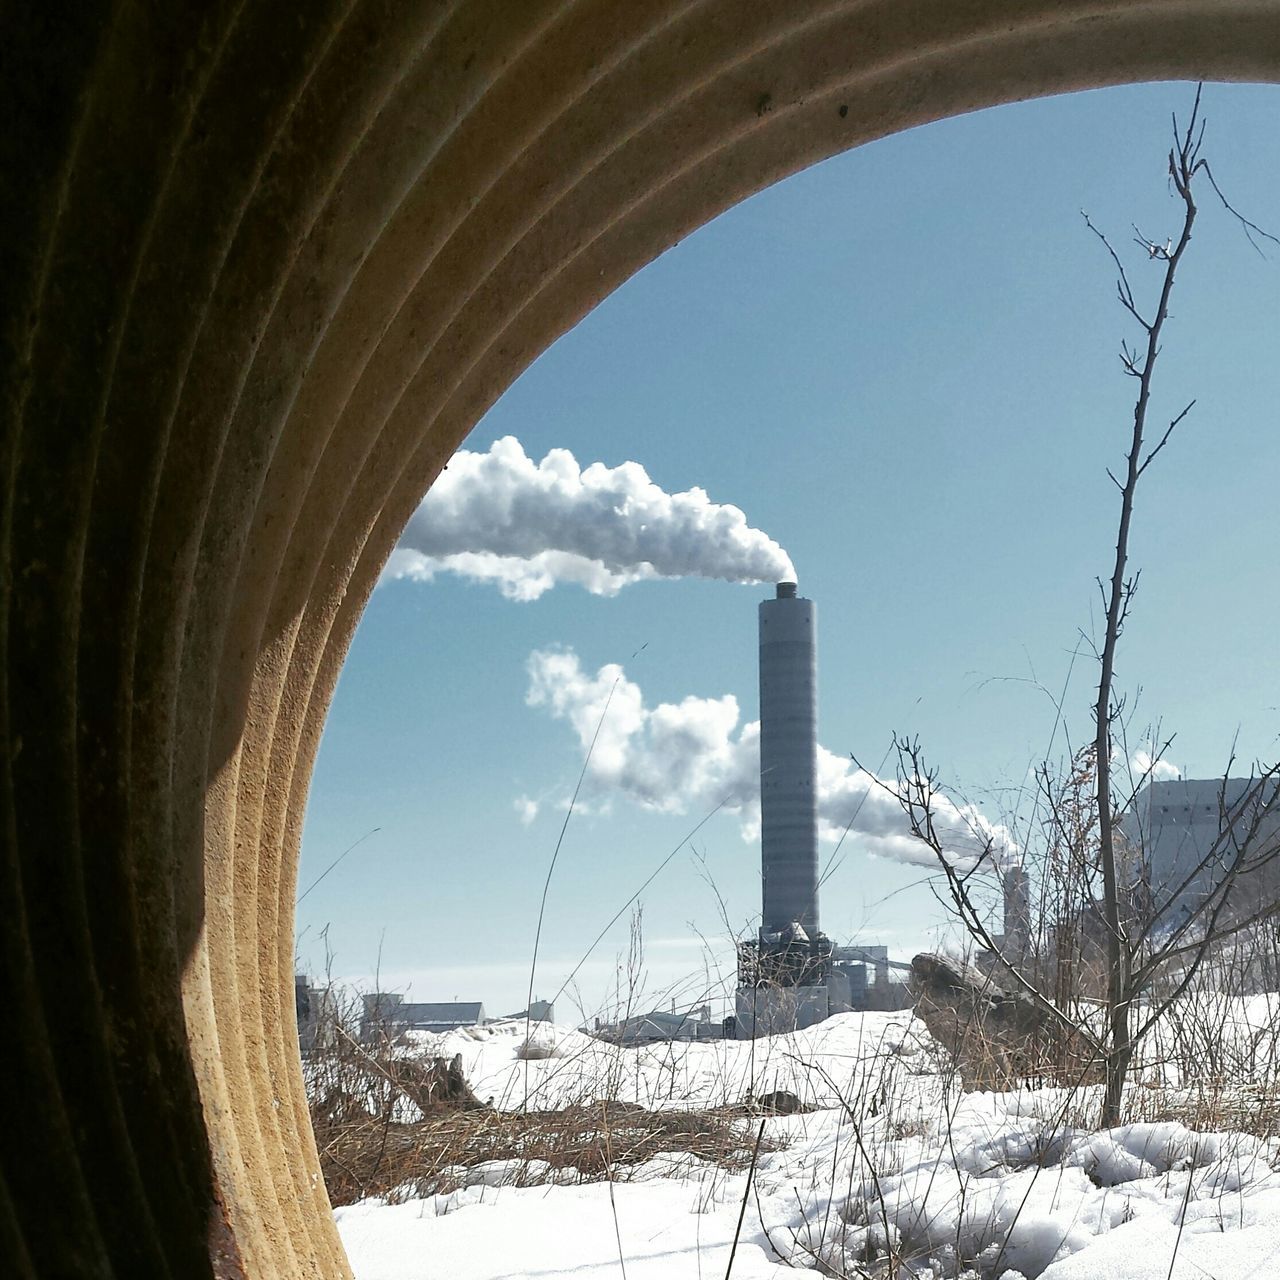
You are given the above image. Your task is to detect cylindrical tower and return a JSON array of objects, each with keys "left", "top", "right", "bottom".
[{"left": 758, "top": 581, "right": 819, "bottom": 935}]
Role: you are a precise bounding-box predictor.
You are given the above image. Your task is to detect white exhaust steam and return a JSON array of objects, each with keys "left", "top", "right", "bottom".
[
  {"left": 522, "top": 649, "right": 1018, "bottom": 873},
  {"left": 385, "top": 437, "right": 795, "bottom": 600}
]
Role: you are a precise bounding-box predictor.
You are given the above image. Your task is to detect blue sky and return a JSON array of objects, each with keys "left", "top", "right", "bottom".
[{"left": 296, "top": 81, "right": 1280, "bottom": 1023}]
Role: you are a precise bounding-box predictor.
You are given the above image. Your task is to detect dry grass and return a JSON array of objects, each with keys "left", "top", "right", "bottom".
[
  {"left": 315, "top": 1098, "right": 772, "bottom": 1206},
  {"left": 1122, "top": 1079, "right": 1280, "bottom": 1141},
  {"left": 301, "top": 994, "right": 774, "bottom": 1206}
]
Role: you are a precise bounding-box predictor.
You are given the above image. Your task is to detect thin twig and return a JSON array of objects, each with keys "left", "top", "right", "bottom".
[
  {"left": 1201, "top": 160, "right": 1280, "bottom": 258},
  {"left": 724, "top": 1120, "right": 767, "bottom": 1280},
  {"left": 525, "top": 676, "right": 620, "bottom": 1106}
]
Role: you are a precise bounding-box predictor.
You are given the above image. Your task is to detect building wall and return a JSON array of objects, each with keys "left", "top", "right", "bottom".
[
  {"left": 735, "top": 985, "right": 830, "bottom": 1039},
  {"left": 1121, "top": 779, "right": 1280, "bottom": 924}
]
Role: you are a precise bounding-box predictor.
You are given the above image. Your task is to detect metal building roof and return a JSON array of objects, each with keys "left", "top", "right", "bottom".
[{"left": 393, "top": 1001, "right": 484, "bottom": 1026}]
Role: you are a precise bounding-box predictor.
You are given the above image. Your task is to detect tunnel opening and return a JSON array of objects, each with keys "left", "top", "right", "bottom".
[{"left": 289, "top": 79, "right": 1280, "bottom": 1276}]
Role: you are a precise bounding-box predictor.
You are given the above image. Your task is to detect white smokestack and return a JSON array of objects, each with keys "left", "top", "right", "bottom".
[{"left": 385, "top": 436, "right": 795, "bottom": 600}]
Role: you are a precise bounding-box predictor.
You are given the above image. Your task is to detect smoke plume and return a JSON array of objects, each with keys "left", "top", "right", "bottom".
[
  {"left": 1130, "top": 748, "right": 1181, "bottom": 783},
  {"left": 385, "top": 436, "right": 796, "bottom": 600},
  {"left": 523, "top": 649, "right": 1017, "bottom": 872}
]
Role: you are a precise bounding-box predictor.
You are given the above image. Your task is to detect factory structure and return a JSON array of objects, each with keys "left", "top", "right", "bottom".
[
  {"left": 291, "top": 979, "right": 555, "bottom": 1052},
  {"left": 729, "top": 581, "right": 1279, "bottom": 1035},
  {"left": 356, "top": 995, "right": 554, "bottom": 1043},
  {"left": 297, "top": 584, "right": 1280, "bottom": 1053},
  {"left": 1119, "top": 777, "right": 1280, "bottom": 926},
  {"left": 591, "top": 1003, "right": 723, "bottom": 1047},
  {"left": 732, "top": 582, "right": 908, "bottom": 1039}
]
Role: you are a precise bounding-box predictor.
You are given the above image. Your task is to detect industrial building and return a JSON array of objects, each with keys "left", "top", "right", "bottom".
[
  {"left": 504, "top": 1000, "right": 557, "bottom": 1024},
  {"left": 294, "top": 977, "right": 338, "bottom": 1054},
  {"left": 359, "top": 996, "right": 485, "bottom": 1042},
  {"left": 1120, "top": 777, "right": 1280, "bottom": 926},
  {"left": 341, "top": 582, "right": 912, "bottom": 1055},
  {"left": 975, "top": 780, "right": 1280, "bottom": 997},
  {"left": 356, "top": 994, "right": 554, "bottom": 1043},
  {"left": 592, "top": 1004, "right": 721, "bottom": 1046}
]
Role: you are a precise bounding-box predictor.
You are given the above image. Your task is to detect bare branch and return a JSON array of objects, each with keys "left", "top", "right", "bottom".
[
  {"left": 880, "top": 735, "right": 1104, "bottom": 1055},
  {"left": 1082, "top": 210, "right": 1150, "bottom": 330},
  {"left": 1137, "top": 399, "right": 1195, "bottom": 477},
  {"left": 1200, "top": 160, "right": 1280, "bottom": 258}
]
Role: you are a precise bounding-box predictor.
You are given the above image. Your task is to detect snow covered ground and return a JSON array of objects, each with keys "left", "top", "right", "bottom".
[{"left": 335, "top": 1012, "right": 1280, "bottom": 1279}]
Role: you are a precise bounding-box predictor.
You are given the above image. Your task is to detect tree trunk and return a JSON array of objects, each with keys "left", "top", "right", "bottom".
[{"left": 1089, "top": 94, "right": 1200, "bottom": 1128}]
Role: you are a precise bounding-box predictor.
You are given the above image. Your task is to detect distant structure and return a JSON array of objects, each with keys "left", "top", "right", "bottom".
[
  {"left": 999, "top": 865, "right": 1032, "bottom": 962},
  {"left": 359, "top": 994, "right": 486, "bottom": 1042},
  {"left": 294, "top": 975, "right": 337, "bottom": 1053},
  {"left": 1120, "top": 777, "right": 1280, "bottom": 925},
  {"left": 735, "top": 581, "right": 833, "bottom": 1038},
  {"left": 733, "top": 583, "right": 909, "bottom": 1038},
  {"left": 976, "top": 779, "right": 1280, "bottom": 998},
  {"left": 592, "top": 1003, "right": 721, "bottom": 1046},
  {"left": 353, "top": 994, "right": 554, "bottom": 1043},
  {"left": 505, "top": 999, "right": 555, "bottom": 1023},
  {"left": 829, "top": 945, "right": 912, "bottom": 1012},
  {"left": 975, "top": 866, "right": 1033, "bottom": 986}
]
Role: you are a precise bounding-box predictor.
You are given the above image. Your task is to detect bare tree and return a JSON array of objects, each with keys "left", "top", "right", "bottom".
[
  {"left": 1086, "top": 89, "right": 1204, "bottom": 1123},
  {"left": 1085, "top": 85, "right": 1280, "bottom": 1124},
  {"left": 888, "top": 88, "right": 1280, "bottom": 1127}
]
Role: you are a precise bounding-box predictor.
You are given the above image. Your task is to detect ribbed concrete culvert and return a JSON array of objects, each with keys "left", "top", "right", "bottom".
[{"left": 4, "top": 3, "right": 1279, "bottom": 1276}]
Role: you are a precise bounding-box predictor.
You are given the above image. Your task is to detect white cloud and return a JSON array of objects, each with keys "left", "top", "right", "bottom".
[
  {"left": 1131, "top": 749, "right": 1181, "bottom": 783},
  {"left": 525, "top": 648, "right": 1016, "bottom": 873},
  {"left": 385, "top": 436, "right": 795, "bottom": 599}
]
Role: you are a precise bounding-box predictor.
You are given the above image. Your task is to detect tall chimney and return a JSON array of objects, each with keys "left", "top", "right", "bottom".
[{"left": 758, "top": 581, "right": 819, "bottom": 935}]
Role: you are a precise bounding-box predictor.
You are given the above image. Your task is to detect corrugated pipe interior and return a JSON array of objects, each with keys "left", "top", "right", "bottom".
[{"left": 4, "top": 2, "right": 1278, "bottom": 1274}]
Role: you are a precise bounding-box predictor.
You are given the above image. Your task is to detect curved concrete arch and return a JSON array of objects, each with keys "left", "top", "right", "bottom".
[{"left": 4, "top": 2, "right": 1278, "bottom": 1275}]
